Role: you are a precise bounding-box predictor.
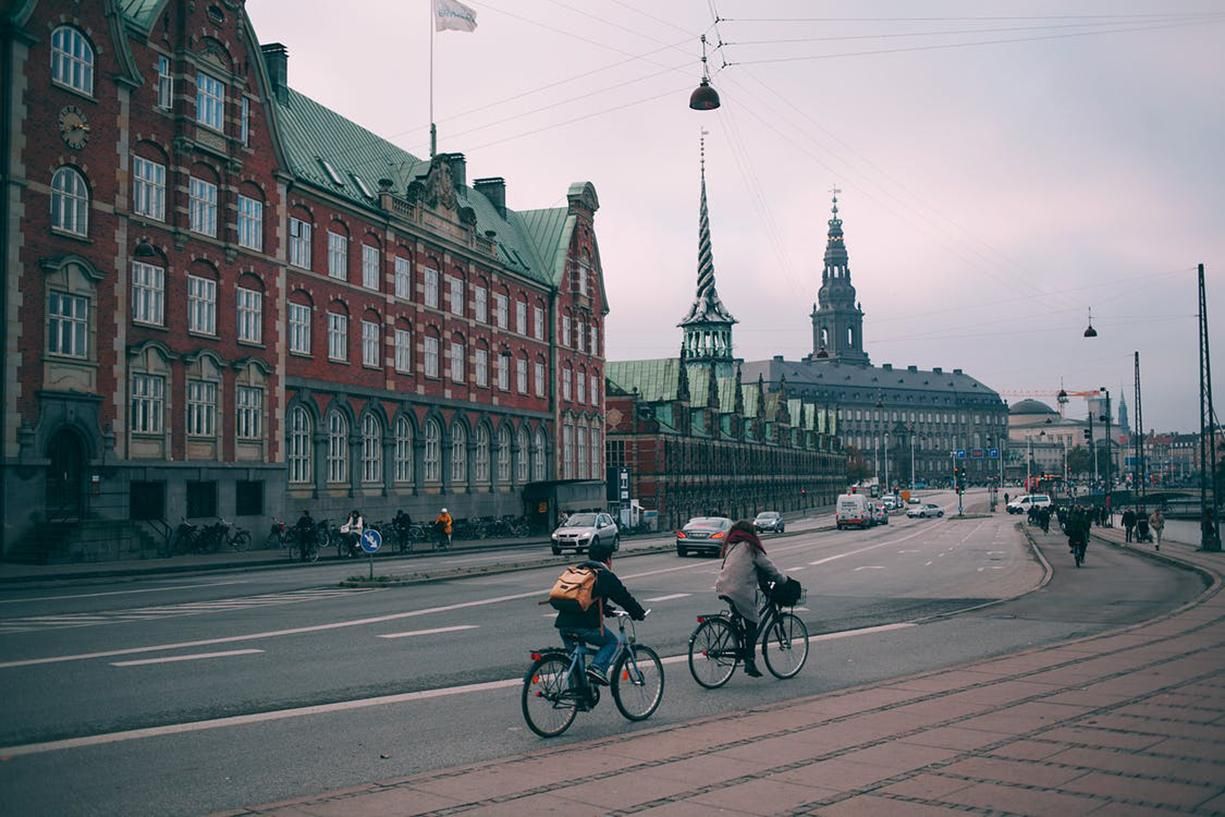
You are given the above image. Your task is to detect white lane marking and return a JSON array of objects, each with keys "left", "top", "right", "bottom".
[
  {"left": 0, "top": 580, "right": 250, "bottom": 605},
  {"left": 925, "top": 561, "right": 934, "bottom": 566},
  {"left": 853, "top": 566, "right": 884, "bottom": 571},
  {"left": 644, "top": 593, "right": 690, "bottom": 603},
  {"left": 111, "top": 649, "right": 264, "bottom": 667},
  {"left": 0, "top": 622, "right": 916, "bottom": 758},
  {"left": 377, "top": 625, "right": 479, "bottom": 639},
  {"left": 898, "top": 549, "right": 920, "bottom": 553}
]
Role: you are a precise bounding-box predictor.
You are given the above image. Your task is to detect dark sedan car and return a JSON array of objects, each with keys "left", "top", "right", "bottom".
[
  {"left": 753, "top": 511, "right": 785, "bottom": 534},
  {"left": 676, "top": 516, "right": 733, "bottom": 557}
]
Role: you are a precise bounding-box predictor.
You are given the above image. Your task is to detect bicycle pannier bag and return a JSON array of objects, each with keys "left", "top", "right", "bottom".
[
  {"left": 548, "top": 565, "right": 598, "bottom": 612},
  {"left": 770, "top": 577, "right": 803, "bottom": 607}
]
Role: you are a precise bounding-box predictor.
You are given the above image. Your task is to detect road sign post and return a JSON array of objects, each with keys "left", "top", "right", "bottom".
[{"left": 361, "top": 528, "right": 382, "bottom": 580}]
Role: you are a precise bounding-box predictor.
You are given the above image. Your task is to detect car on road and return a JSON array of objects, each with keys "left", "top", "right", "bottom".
[
  {"left": 907, "top": 496, "right": 922, "bottom": 506},
  {"left": 835, "top": 492, "right": 872, "bottom": 530},
  {"left": 753, "top": 511, "right": 785, "bottom": 534},
  {"left": 676, "top": 516, "right": 733, "bottom": 557},
  {"left": 1006, "top": 494, "right": 1053, "bottom": 515},
  {"left": 882, "top": 494, "right": 901, "bottom": 511},
  {"left": 551, "top": 512, "right": 620, "bottom": 555},
  {"left": 907, "top": 502, "right": 944, "bottom": 519},
  {"left": 870, "top": 500, "right": 889, "bottom": 525}
]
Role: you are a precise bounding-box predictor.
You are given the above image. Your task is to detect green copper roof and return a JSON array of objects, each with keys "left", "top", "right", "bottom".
[
  {"left": 516, "top": 208, "right": 574, "bottom": 286},
  {"left": 120, "top": 0, "right": 166, "bottom": 28},
  {"left": 606, "top": 359, "right": 682, "bottom": 403}
]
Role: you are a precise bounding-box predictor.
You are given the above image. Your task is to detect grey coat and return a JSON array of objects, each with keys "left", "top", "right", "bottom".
[{"left": 714, "top": 537, "right": 786, "bottom": 624}]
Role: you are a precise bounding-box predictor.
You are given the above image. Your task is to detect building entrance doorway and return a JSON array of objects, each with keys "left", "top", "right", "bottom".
[{"left": 46, "top": 429, "right": 85, "bottom": 519}]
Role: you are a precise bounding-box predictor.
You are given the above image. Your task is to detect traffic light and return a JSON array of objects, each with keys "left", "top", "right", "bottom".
[
  {"left": 955, "top": 466, "right": 966, "bottom": 493},
  {"left": 1083, "top": 428, "right": 1092, "bottom": 441}
]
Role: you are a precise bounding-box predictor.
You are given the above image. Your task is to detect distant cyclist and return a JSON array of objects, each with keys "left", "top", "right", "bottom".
[
  {"left": 434, "top": 507, "right": 453, "bottom": 550},
  {"left": 714, "top": 520, "right": 789, "bottom": 678}
]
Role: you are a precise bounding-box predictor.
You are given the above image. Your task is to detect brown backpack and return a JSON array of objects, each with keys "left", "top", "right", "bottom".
[{"left": 547, "top": 565, "right": 598, "bottom": 613}]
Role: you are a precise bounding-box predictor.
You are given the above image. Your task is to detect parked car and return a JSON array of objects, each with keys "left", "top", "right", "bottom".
[
  {"left": 1006, "top": 494, "right": 1053, "bottom": 515},
  {"left": 907, "top": 495, "right": 922, "bottom": 505},
  {"left": 882, "top": 494, "right": 901, "bottom": 511},
  {"left": 753, "top": 511, "right": 785, "bottom": 534},
  {"left": 870, "top": 500, "right": 889, "bottom": 526},
  {"left": 550, "top": 512, "right": 620, "bottom": 555},
  {"left": 835, "top": 493, "right": 872, "bottom": 530},
  {"left": 907, "top": 502, "right": 944, "bottom": 519},
  {"left": 676, "top": 516, "right": 733, "bottom": 557}
]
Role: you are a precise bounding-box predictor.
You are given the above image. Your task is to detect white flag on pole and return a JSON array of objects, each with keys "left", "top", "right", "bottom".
[{"left": 434, "top": 0, "right": 477, "bottom": 32}]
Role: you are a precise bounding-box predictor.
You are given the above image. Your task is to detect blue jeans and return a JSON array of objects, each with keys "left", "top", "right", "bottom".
[{"left": 562, "top": 627, "right": 621, "bottom": 674}]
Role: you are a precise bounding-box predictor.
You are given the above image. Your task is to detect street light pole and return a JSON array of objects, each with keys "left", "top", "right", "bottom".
[
  {"left": 884, "top": 432, "right": 890, "bottom": 494},
  {"left": 1102, "top": 388, "right": 1113, "bottom": 524}
]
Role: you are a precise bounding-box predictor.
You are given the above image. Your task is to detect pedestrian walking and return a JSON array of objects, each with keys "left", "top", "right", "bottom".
[
  {"left": 1122, "top": 508, "right": 1136, "bottom": 543},
  {"left": 434, "top": 507, "right": 453, "bottom": 550},
  {"left": 1149, "top": 508, "right": 1165, "bottom": 551}
]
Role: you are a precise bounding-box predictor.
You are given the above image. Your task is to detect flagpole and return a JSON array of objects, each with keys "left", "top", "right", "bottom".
[{"left": 429, "top": 0, "right": 436, "bottom": 157}]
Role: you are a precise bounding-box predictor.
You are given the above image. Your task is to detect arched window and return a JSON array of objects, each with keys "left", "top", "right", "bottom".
[
  {"left": 361, "top": 413, "right": 382, "bottom": 483},
  {"left": 533, "top": 428, "right": 547, "bottom": 481},
  {"left": 51, "top": 167, "right": 89, "bottom": 236},
  {"left": 451, "top": 423, "right": 467, "bottom": 484},
  {"left": 424, "top": 419, "right": 441, "bottom": 483},
  {"left": 516, "top": 427, "right": 530, "bottom": 483},
  {"left": 51, "top": 27, "right": 94, "bottom": 95},
  {"left": 497, "top": 426, "right": 512, "bottom": 484},
  {"left": 474, "top": 425, "right": 491, "bottom": 483},
  {"left": 327, "top": 409, "right": 348, "bottom": 483},
  {"left": 393, "top": 416, "right": 413, "bottom": 484},
  {"left": 287, "top": 406, "right": 312, "bottom": 484}
]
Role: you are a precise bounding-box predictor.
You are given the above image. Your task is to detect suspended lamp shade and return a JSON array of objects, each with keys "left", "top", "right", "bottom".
[
  {"left": 815, "top": 347, "right": 829, "bottom": 359},
  {"left": 689, "top": 77, "right": 720, "bottom": 111},
  {"left": 1083, "top": 323, "right": 1098, "bottom": 338},
  {"left": 134, "top": 239, "right": 158, "bottom": 258}
]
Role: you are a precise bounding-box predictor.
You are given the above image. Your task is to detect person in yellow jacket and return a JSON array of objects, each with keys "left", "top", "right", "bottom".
[{"left": 434, "top": 507, "right": 453, "bottom": 550}]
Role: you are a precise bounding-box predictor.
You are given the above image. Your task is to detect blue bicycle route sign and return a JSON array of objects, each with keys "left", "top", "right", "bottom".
[{"left": 360, "top": 528, "right": 382, "bottom": 554}]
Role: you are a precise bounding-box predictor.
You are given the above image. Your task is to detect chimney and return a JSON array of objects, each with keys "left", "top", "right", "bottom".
[
  {"left": 882, "top": 363, "right": 892, "bottom": 371},
  {"left": 261, "top": 43, "right": 289, "bottom": 104},
  {"left": 953, "top": 368, "right": 963, "bottom": 375},
  {"left": 443, "top": 152, "right": 466, "bottom": 188},
  {"left": 907, "top": 365, "right": 918, "bottom": 372},
  {"left": 474, "top": 177, "right": 506, "bottom": 218}
]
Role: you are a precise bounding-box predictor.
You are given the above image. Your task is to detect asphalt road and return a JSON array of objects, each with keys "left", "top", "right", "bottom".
[{"left": 0, "top": 493, "right": 1206, "bottom": 817}]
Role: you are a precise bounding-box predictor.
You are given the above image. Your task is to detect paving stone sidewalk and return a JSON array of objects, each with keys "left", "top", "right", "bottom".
[{"left": 220, "top": 523, "right": 1225, "bottom": 817}]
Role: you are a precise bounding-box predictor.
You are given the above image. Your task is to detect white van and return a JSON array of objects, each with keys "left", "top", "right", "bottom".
[
  {"left": 835, "top": 493, "right": 872, "bottom": 530},
  {"left": 1006, "top": 494, "right": 1053, "bottom": 515}
]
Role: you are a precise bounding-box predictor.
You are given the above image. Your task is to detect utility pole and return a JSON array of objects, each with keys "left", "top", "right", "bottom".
[
  {"left": 1102, "top": 388, "right": 1113, "bottom": 525},
  {"left": 1134, "top": 352, "right": 1145, "bottom": 512},
  {"left": 1199, "top": 263, "right": 1221, "bottom": 551}
]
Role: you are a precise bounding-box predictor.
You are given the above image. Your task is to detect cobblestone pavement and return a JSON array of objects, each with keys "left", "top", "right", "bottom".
[{"left": 216, "top": 524, "right": 1225, "bottom": 817}]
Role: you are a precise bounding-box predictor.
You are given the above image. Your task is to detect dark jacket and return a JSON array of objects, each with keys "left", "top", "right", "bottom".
[{"left": 553, "top": 560, "right": 646, "bottom": 632}]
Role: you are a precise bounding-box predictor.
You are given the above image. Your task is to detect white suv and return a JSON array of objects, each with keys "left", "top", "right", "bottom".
[{"left": 1006, "top": 494, "right": 1052, "bottom": 515}]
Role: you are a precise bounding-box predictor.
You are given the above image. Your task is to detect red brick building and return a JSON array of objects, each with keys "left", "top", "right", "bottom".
[{"left": 1, "top": 1, "right": 607, "bottom": 560}]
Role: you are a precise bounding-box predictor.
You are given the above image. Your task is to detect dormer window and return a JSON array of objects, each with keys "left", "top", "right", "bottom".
[
  {"left": 318, "top": 158, "right": 344, "bottom": 186},
  {"left": 350, "top": 174, "right": 374, "bottom": 199}
]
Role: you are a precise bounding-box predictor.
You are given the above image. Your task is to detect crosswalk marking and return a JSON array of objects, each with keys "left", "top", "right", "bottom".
[{"left": 0, "top": 588, "right": 374, "bottom": 635}]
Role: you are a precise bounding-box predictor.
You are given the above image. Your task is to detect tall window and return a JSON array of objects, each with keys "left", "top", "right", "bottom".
[
  {"left": 424, "top": 419, "right": 441, "bottom": 483},
  {"left": 534, "top": 306, "right": 545, "bottom": 341},
  {"left": 475, "top": 347, "right": 488, "bottom": 387},
  {"left": 577, "top": 370, "right": 586, "bottom": 404},
  {"left": 289, "top": 217, "right": 312, "bottom": 269},
  {"left": 47, "top": 292, "right": 88, "bottom": 358},
  {"left": 188, "top": 177, "right": 217, "bottom": 236},
  {"left": 498, "top": 426, "right": 512, "bottom": 484},
  {"left": 50, "top": 167, "right": 89, "bottom": 236},
  {"left": 240, "top": 97, "right": 250, "bottom": 146},
  {"left": 394, "top": 256, "right": 411, "bottom": 299},
  {"left": 424, "top": 268, "right": 439, "bottom": 308},
  {"left": 130, "top": 373, "right": 165, "bottom": 434},
  {"left": 516, "top": 356, "right": 528, "bottom": 394},
  {"left": 361, "top": 320, "right": 379, "bottom": 367},
  {"left": 289, "top": 302, "right": 311, "bottom": 354},
  {"left": 563, "top": 423, "right": 575, "bottom": 479},
  {"left": 516, "top": 301, "right": 527, "bottom": 335},
  {"left": 497, "top": 352, "right": 510, "bottom": 391},
  {"left": 327, "top": 312, "right": 348, "bottom": 361},
  {"left": 287, "top": 406, "right": 312, "bottom": 484},
  {"left": 237, "top": 195, "right": 263, "bottom": 250},
  {"left": 450, "top": 339, "right": 465, "bottom": 383},
  {"left": 187, "top": 275, "right": 217, "bottom": 335},
  {"left": 577, "top": 425, "right": 588, "bottom": 479},
  {"left": 533, "top": 428, "right": 546, "bottom": 481},
  {"left": 132, "top": 156, "right": 166, "bottom": 221},
  {"left": 474, "top": 426, "right": 490, "bottom": 483},
  {"left": 327, "top": 410, "right": 348, "bottom": 483},
  {"left": 590, "top": 425, "right": 601, "bottom": 475},
  {"left": 561, "top": 315, "right": 572, "bottom": 347},
  {"left": 236, "top": 386, "right": 262, "bottom": 440},
  {"left": 424, "top": 335, "right": 439, "bottom": 377},
  {"left": 393, "top": 416, "right": 414, "bottom": 483},
  {"left": 362, "top": 244, "right": 380, "bottom": 290},
  {"left": 131, "top": 261, "right": 164, "bottom": 326},
  {"left": 236, "top": 287, "right": 262, "bottom": 343},
  {"left": 451, "top": 424, "right": 467, "bottom": 484},
  {"left": 186, "top": 380, "right": 217, "bottom": 437},
  {"left": 195, "top": 72, "right": 225, "bottom": 130},
  {"left": 535, "top": 360, "right": 545, "bottom": 397},
  {"left": 328, "top": 231, "right": 348, "bottom": 280},
  {"left": 562, "top": 365, "right": 572, "bottom": 401},
  {"left": 361, "top": 414, "right": 382, "bottom": 483},
  {"left": 494, "top": 293, "right": 508, "bottom": 329},
  {"left": 51, "top": 27, "right": 94, "bottom": 95},
  {"left": 474, "top": 286, "right": 487, "bottom": 322},
  {"left": 448, "top": 275, "right": 464, "bottom": 316},
  {"left": 394, "top": 327, "right": 412, "bottom": 373},
  {"left": 155, "top": 55, "right": 173, "bottom": 109},
  {"left": 577, "top": 320, "right": 586, "bottom": 353},
  {"left": 590, "top": 370, "right": 600, "bottom": 407},
  {"left": 516, "top": 427, "right": 530, "bottom": 483},
  {"left": 591, "top": 323, "right": 599, "bottom": 355}
]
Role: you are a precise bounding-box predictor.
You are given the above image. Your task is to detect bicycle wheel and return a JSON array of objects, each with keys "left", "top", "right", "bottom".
[
  {"left": 231, "top": 530, "right": 250, "bottom": 552},
  {"left": 612, "top": 644, "right": 664, "bottom": 721},
  {"left": 687, "top": 617, "right": 740, "bottom": 689},
  {"left": 521, "top": 654, "right": 578, "bottom": 738},
  {"left": 761, "top": 612, "right": 809, "bottom": 679}
]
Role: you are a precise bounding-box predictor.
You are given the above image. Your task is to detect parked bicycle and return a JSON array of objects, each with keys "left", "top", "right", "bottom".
[
  {"left": 521, "top": 609, "right": 663, "bottom": 738},
  {"left": 687, "top": 580, "right": 809, "bottom": 687},
  {"left": 201, "top": 519, "right": 250, "bottom": 552},
  {"left": 173, "top": 518, "right": 201, "bottom": 554},
  {"left": 288, "top": 522, "right": 321, "bottom": 563},
  {"left": 265, "top": 517, "right": 289, "bottom": 552}
]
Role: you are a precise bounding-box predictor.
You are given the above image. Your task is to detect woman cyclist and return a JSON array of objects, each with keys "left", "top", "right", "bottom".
[{"left": 714, "top": 520, "right": 788, "bottom": 677}]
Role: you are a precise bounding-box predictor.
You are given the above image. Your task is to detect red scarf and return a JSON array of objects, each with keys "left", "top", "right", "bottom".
[{"left": 725, "top": 527, "right": 765, "bottom": 554}]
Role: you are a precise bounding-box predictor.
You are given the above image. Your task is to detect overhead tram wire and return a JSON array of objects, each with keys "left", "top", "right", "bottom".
[
  {"left": 722, "top": 11, "right": 1222, "bottom": 23},
  {"left": 607, "top": 0, "right": 696, "bottom": 38}
]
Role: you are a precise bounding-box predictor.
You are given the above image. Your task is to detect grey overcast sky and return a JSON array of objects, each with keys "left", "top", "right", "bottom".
[{"left": 246, "top": 0, "right": 1224, "bottom": 434}]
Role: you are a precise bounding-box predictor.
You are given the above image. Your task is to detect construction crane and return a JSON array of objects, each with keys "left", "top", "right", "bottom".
[{"left": 999, "top": 387, "right": 1103, "bottom": 417}]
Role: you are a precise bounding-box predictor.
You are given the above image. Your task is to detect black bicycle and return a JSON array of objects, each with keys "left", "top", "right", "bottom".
[
  {"left": 687, "top": 581, "right": 809, "bottom": 687},
  {"left": 521, "top": 610, "right": 662, "bottom": 738}
]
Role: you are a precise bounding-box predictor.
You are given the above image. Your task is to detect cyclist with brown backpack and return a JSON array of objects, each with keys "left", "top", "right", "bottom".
[{"left": 549, "top": 539, "right": 646, "bottom": 686}]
